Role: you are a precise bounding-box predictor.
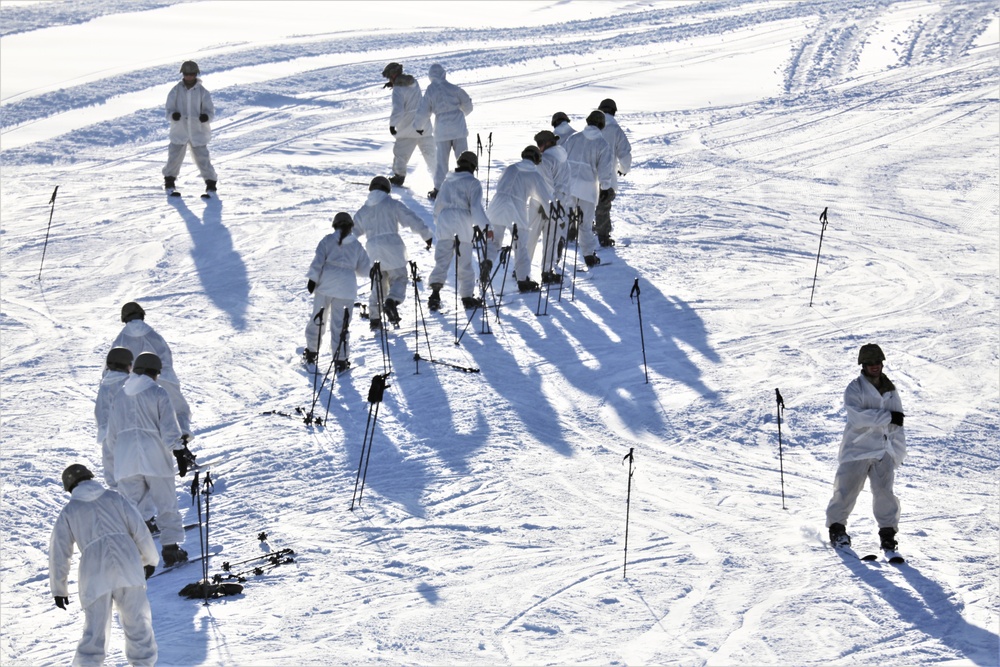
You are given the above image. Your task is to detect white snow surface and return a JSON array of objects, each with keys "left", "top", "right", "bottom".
[{"left": 2, "top": 1, "right": 998, "bottom": 666}]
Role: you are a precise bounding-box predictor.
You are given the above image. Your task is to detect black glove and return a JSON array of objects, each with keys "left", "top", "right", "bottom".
[
  {"left": 389, "top": 126, "right": 397, "bottom": 136},
  {"left": 54, "top": 596, "right": 69, "bottom": 610},
  {"left": 425, "top": 237, "right": 433, "bottom": 250},
  {"left": 173, "top": 445, "right": 196, "bottom": 477},
  {"left": 890, "top": 411, "right": 905, "bottom": 426},
  {"left": 199, "top": 113, "right": 209, "bottom": 122},
  {"left": 307, "top": 279, "right": 316, "bottom": 294},
  {"left": 171, "top": 112, "right": 181, "bottom": 121},
  {"left": 416, "top": 129, "right": 424, "bottom": 135},
  {"left": 144, "top": 565, "right": 155, "bottom": 579}
]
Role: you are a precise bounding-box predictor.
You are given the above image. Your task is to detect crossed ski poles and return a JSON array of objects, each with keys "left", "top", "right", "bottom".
[
  {"left": 535, "top": 200, "right": 566, "bottom": 316},
  {"left": 189, "top": 470, "right": 214, "bottom": 605},
  {"left": 409, "top": 261, "right": 480, "bottom": 374},
  {"left": 350, "top": 373, "right": 389, "bottom": 510},
  {"left": 305, "top": 307, "right": 350, "bottom": 426},
  {"left": 213, "top": 548, "right": 296, "bottom": 583},
  {"left": 369, "top": 262, "right": 393, "bottom": 376}
]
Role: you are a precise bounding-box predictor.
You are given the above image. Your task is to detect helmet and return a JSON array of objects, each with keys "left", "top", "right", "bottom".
[
  {"left": 598, "top": 98, "right": 618, "bottom": 115},
  {"left": 551, "top": 111, "right": 570, "bottom": 128},
  {"left": 858, "top": 343, "right": 885, "bottom": 365},
  {"left": 533, "top": 130, "right": 558, "bottom": 147},
  {"left": 180, "top": 60, "right": 200, "bottom": 75},
  {"left": 62, "top": 464, "right": 94, "bottom": 493},
  {"left": 369, "top": 176, "right": 391, "bottom": 193},
  {"left": 521, "top": 145, "right": 542, "bottom": 165},
  {"left": 121, "top": 301, "right": 145, "bottom": 323},
  {"left": 332, "top": 212, "right": 354, "bottom": 229},
  {"left": 382, "top": 62, "right": 403, "bottom": 79},
  {"left": 456, "top": 151, "right": 478, "bottom": 172},
  {"left": 133, "top": 352, "right": 163, "bottom": 374},
  {"left": 586, "top": 110, "right": 606, "bottom": 130},
  {"left": 105, "top": 347, "right": 134, "bottom": 371}
]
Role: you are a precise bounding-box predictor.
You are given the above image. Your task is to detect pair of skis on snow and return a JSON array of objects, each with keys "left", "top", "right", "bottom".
[{"left": 834, "top": 542, "right": 906, "bottom": 565}]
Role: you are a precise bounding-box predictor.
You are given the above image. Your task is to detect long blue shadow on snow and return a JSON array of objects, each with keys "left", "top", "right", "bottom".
[
  {"left": 499, "top": 264, "right": 718, "bottom": 443},
  {"left": 838, "top": 553, "right": 999, "bottom": 666},
  {"left": 168, "top": 196, "right": 248, "bottom": 331}
]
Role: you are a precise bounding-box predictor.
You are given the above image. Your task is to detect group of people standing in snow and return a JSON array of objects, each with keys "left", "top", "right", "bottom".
[
  {"left": 51, "top": 301, "right": 197, "bottom": 665},
  {"left": 301, "top": 61, "right": 633, "bottom": 369}
]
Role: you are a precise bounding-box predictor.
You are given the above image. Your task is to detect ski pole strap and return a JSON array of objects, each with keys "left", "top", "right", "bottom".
[
  {"left": 312, "top": 307, "right": 325, "bottom": 325},
  {"left": 629, "top": 278, "right": 640, "bottom": 301},
  {"left": 775, "top": 388, "right": 784, "bottom": 408}
]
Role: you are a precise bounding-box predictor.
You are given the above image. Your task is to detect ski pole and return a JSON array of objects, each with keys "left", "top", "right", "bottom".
[
  {"left": 37, "top": 186, "right": 59, "bottom": 281},
  {"left": 321, "top": 307, "right": 351, "bottom": 425},
  {"left": 370, "top": 262, "right": 392, "bottom": 376},
  {"left": 776, "top": 388, "right": 787, "bottom": 510},
  {"left": 570, "top": 207, "right": 581, "bottom": 301},
  {"left": 351, "top": 374, "right": 388, "bottom": 509},
  {"left": 452, "top": 235, "right": 460, "bottom": 344},
  {"left": 484, "top": 132, "right": 493, "bottom": 208},
  {"left": 629, "top": 278, "right": 649, "bottom": 384},
  {"left": 409, "top": 260, "right": 435, "bottom": 374},
  {"left": 623, "top": 447, "right": 635, "bottom": 579},
  {"left": 809, "top": 207, "right": 828, "bottom": 307}
]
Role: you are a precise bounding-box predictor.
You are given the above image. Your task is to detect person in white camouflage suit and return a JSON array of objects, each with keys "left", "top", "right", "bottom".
[{"left": 381, "top": 62, "right": 436, "bottom": 188}]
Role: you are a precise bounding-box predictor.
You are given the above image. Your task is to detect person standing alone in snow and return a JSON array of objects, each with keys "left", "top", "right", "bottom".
[
  {"left": 163, "top": 60, "right": 218, "bottom": 197},
  {"left": 50, "top": 463, "right": 159, "bottom": 667},
  {"left": 381, "top": 62, "right": 436, "bottom": 188},
  {"left": 414, "top": 63, "right": 473, "bottom": 200},
  {"left": 826, "top": 344, "right": 906, "bottom": 556},
  {"left": 303, "top": 212, "right": 372, "bottom": 372}
]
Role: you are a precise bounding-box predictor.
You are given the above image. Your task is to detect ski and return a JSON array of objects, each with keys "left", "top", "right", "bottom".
[
  {"left": 148, "top": 553, "right": 212, "bottom": 578},
  {"left": 187, "top": 456, "right": 228, "bottom": 473}
]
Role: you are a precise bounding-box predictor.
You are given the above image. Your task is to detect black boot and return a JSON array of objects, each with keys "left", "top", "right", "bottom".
[
  {"left": 878, "top": 527, "right": 898, "bottom": 551},
  {"left": 383, "top": 299, "right": 401, "bottom": 324},
  {"left": 162, "top": 544, "right": 188, "bottom": 566},
  {"left": 164, "top": 176, "right": 176, "bottom": 191},
  {"left": 428, "top": 284, "right": 442, "bottom": 311},
  {"left": 389, "top": 173, "right": 405, "bottom": 187},
  {"left": 829, "top": 522, "right": 851, "bottom": 547},
  {"left": 205, "top": 179, "right": 217, "bottom": 192},
  {"left": 517, "top": 278, "right": 539, "bottom": 293},
  {"left": 584, "top": 253, "right": 601, "bottom": 268}
]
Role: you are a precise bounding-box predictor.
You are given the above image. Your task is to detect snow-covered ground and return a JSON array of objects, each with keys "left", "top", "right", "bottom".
[{"left": 1, "top": 1, "right": 997, "bottom": 665}]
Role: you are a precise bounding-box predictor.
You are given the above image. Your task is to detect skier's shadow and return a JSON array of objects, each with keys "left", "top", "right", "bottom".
[
  {"left": 168, "top": 197, "right": 249, "bottom": 331},
  {"left": 856, "top": 563, "right": 998, "bottom": 665}
]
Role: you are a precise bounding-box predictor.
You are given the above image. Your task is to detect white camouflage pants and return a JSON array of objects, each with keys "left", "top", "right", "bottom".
[
  {"left": 432, "top": 137, "right": 469, "bottom": 189},
  {"left": 825, "top": 456, "right": 901, "bottom": 529},
  {"left": 305, "top": 295, "right": 354, "bottom": 361},
  {"left": 163, "top": 142, "right": 217, "bottom": 181},
  {"left": 117, "top": 474, "right": 185, "bottom": 546},
  {"left": 392, "top": 135, "right": 437, "bottom": 179},
  {"left": 73, "top": 586, "right": 156, "bottom": 667}
]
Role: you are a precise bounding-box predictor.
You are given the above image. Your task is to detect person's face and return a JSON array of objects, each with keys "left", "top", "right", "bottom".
[
  {"left": 183, "top": 72, "right": 197, "bottom": 86},
  {"left": 862, "top": 361, "right": 883, "bottom": 378}
]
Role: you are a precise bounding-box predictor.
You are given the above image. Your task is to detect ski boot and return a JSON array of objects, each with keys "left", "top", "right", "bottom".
[
  {"left": 145, "top": 518, "right": 159, "bottom": 535},
  {"left": 383, "top": 299, "right": 401, "bottom": 325},
  {"left": 428, "top": 284, "right": 442, "bottom": 311},
  {"left": 162, "top": 544, "right": 188, "bottom": 566},
  {"left": 334, "top": 359, "right": 351, "bottom": 373},
  {"left": 584, "top": 253, "right": 601, "bottom": 268},
  {"left": 389, "top": 173, "right": 405, "bottom": 187},
  {"left": 164, "top": 176, "right": 180, "bottom": 197},
  {"left": 202, "top": 179, "right": 217, "bottom": 200},
  {"left": 461, "top": 296, "right": 483, "bottom": 310},
  {"left": 598, "top": 235, "right": 615, "bottom": 247},
  {"left": 541, "top": 270, "right": 562, "bottom": 285},
  {"left": 427, "top": 188, "right": 439, "bottom": 200},
  {"left": 878, "top": 527, "right": 898, "bottom": 551},
  {"left": 517, "top": 278, "right": 540, "bottom": 293},
  {"left": 302, "top": 349, "right": 317, "bottom": 366},
  {"left": 370, "top": 318, "right": 382, "bottom": 331},
  {"left": 829, "top": 522, "right": 851, "bottom": 548},
  {"left": 479, "top": 259, "right": 493, "bottom": 285}
]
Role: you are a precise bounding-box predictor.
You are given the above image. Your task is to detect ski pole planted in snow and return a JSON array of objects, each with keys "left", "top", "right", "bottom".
[
  {"left": 629, "top": 278, "right": 649, "bottom": 384},
  {"left": 37, "top": 185, "right": 59, "bottom": 280},
  {"left": 623, "top": 447, "right": 635, "bottom": 579},
  {"left": 350, "top": 374, "right": 389, "bottom": 510},
  {"left": 809, "top": 207, "right": 829, "bottom": 307},
  {"left": 775, "top": 388, "right": 787, "bottom": 510}
]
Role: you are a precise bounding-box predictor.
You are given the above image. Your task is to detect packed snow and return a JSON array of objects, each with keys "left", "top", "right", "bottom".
[{"left": 1, "top": 1, "right": 998, "bottom": 665}]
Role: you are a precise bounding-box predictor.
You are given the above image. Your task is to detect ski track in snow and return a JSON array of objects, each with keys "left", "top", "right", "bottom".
[{"left": 2, "top": 1, "right": 998, "bottom": 666}]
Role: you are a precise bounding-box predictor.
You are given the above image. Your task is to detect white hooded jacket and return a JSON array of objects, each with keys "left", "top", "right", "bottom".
[
  {"left": 537, "top": 145, "right": 571, "bottom": 203},
  {"left": 111, "top": 320, "right": 191, "bottom": 434},
  {"left": 105, "top": 374, "right": 182, "bottom": 482},
  {"left": 95, "top": 370, "right": 129, "bottom": 445},
  {"left": 165, "top": 78, "right": 214, "bottom": 146},
  {"left": 49, "top": 480, "right": 159, "bottom": 608},
  {"left": 562, "top": 125, "right": 615, "bottom": 204},
  {"left": 601, "top": 114, "right": 632, "bottom": 189},
  {"left": 306, "top": 232, "right": 372, "bottom": 300},
  {"left": 433, "top": 171, "right": 490, "bottom": 244},
  {"left": 415, "top": 64, "right": 473, "bottom": 142},
  {"left": 353, "top": 190, "right": 432, "bottom": 271},
  {"left": 389, "top": 74, "right": 432, "bottom": 139},
  {"left": 838, "top": 373, "right": 906, "bottom": 465},
  {"left": 486, "top": 159, "right": 553, "bottom": 231}
]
